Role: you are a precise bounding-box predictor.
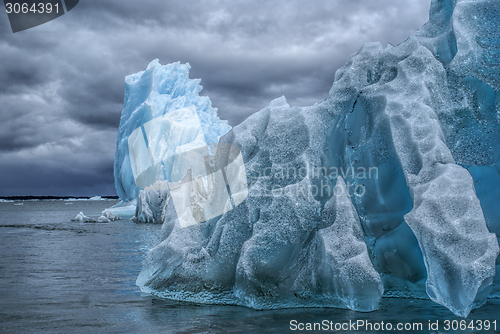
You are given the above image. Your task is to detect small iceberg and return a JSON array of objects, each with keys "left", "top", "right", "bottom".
[
  {"left": 97, "top": 209, "right": 123, "bottom": 223},
  {"left": 71, "top": 212, "right": 96, "bottom": 223}
]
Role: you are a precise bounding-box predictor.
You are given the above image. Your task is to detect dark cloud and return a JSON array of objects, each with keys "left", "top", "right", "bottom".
[{"left": 0, "top": 0, "right": 431, "bottom": 196}]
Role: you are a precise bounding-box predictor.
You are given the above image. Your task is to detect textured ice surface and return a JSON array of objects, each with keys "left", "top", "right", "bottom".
[
  {"left": 127, "top": 0, "right": 500, "bottom": 317},
  {"left": 133, "top": 185, "right": 169, "bottom": 224}
]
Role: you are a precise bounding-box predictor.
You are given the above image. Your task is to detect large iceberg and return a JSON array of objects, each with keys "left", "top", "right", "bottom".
[
  {"left": 113, "top": 60, "right": 232, "bottom": 203},
  {"left": 116, "top": 0, "right": 500, "bottom": 317}
]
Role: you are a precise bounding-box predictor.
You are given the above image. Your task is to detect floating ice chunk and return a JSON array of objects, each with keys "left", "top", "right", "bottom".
[
  {"left": 107, "top": 200, "right": 137, "bottom": 217},
  {"left": 98, "top": 209, "right": 123, "bottom": 223},
  {"left": 72, "top": 212, "right": 96, "bottom": 223}
]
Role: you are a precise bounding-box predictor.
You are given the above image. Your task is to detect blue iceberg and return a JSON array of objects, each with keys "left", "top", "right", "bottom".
[
  {"left": 114, "top": 60, "right": 231, "bottom": 203},
  {"left": 115, "top": 0, "right": 500, "bottom": 318}
]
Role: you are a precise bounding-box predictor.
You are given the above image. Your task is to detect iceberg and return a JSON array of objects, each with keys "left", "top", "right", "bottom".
[
  {"left": 113, "top": 60, "right": 231, "bottom": 202},
  {"left": 98, "top": 209, "right": 123, "bottom": 223},
  {"left": 116, "top": 0, "right": 500, "bottom": 317},
  {"left": 72, "top": 212, "right": 96, "bottom": 223}
]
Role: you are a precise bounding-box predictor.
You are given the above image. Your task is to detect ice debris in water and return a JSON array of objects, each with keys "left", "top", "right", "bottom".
[
  {"left": 115, "top": 0, "right": 500, "bottom": 317},
  {"left": 107, "top": 199, "right": 137, "bottom": 217},
  {"left": 72, "top": 210, "right": 122, "bottom": 223},
  {"left": 98, "top": 209, "right": 123, "bottom": 223},
  {"left": 89, "top": 196, "right": 104, "bottom": 201},
  {"left": 72, "top": 212, "right": 96, "bottom": 223}
]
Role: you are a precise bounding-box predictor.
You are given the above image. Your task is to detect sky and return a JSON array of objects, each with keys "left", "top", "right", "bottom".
[{"left": 0, "top": 0, "right": 431, "bottom": 197}]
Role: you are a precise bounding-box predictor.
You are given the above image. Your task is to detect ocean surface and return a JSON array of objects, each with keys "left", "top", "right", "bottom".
[{"left": 0, "top": 200, "right": 498, "bottom": 334}]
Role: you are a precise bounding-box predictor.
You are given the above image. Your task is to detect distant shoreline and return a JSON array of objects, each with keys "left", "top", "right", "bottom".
[{"left": 0, "top": 196, "right": 119, "bottom": 201}]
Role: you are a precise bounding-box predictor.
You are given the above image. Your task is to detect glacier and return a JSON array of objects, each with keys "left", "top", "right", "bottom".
[{"left": 114, "top": 0, "right": 500, "bottom": 318}]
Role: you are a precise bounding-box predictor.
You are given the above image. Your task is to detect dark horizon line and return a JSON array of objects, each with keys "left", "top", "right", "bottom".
[{"left": 0, "top": 195, "right": 119, "bottom": 200}]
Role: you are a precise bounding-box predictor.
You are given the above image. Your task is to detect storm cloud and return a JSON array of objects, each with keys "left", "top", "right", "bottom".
[{"left": 0, "top": 0, "right": 431, "bottom": 196}]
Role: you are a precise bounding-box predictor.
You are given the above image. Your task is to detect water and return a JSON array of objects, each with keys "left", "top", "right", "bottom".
[{"left": 0, "top": 200, "right": 498, "bottom": 334}]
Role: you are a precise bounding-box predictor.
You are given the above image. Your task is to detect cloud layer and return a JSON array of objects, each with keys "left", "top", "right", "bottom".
[{"left": 0, "top": 0, "right": 431, "bottom": 196}]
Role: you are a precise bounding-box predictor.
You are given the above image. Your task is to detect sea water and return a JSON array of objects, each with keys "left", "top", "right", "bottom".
[{"left": 0, "top": 200, "right": 498, "bottom": 333}]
